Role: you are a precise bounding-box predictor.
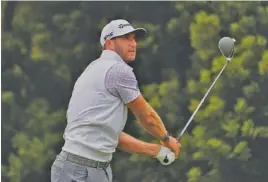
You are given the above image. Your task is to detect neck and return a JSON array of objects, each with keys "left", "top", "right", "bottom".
[
  {"left": 103, "top": 49, "right": 127, "bottom": 63},
  {"left": 101, "top": 49, "right": 126, "bottom": 64}
]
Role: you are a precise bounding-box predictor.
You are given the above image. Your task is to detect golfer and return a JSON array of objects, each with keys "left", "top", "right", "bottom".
[{"left": 51, "top": 19, "right": 181, "bottom": 182}]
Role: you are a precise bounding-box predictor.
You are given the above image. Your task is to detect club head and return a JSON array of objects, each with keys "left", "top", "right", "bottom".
[{"left": 218, "top": 37, "right": 236, "bottom": 61}]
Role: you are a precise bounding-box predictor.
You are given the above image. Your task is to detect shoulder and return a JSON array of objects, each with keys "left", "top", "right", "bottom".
[
  {"left": 107, "top": 62, "right": 135, "bottom": 79},
  {"left": 110, "top": 62, "right": 133, "bottom": 72}
]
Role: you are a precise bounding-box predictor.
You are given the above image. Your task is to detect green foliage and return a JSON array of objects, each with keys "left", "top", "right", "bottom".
[{"left": 2, "top": 1, "right": 268, "bottom": 182}]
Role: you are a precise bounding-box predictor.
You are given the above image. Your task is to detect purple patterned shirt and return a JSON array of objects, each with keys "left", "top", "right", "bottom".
[{"left": 105, "top": 62, "right": 141, "bottom": 104}]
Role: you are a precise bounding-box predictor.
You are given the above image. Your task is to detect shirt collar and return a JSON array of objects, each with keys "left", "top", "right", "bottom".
[{"left": 100, "top": 50, "right": 125, "bottom": 63}]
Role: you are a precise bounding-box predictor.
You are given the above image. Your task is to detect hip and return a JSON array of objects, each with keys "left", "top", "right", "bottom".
[{"left": 51, "top": 150, "right": 113, "bottom": 182}]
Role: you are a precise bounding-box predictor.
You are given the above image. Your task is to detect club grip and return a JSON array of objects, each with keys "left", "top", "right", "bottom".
[
  {"left": 163, "top": 156, "right": 169, "bottom": 163},
  {"left": 177, "top": 134, "right": 182, "bottom": 142},
  {"left": 163, "top": 137, "right": 181, "bottom": 163}
]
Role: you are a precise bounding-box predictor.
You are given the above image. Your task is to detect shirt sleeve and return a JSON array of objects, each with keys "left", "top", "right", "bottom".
[{"left": 105, "top": 63, "right": 141, "bottom": 104}]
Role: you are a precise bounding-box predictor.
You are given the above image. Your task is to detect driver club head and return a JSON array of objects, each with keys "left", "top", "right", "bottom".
[{"left": 218, "top": 37, "right": 236, "bottom": 61}]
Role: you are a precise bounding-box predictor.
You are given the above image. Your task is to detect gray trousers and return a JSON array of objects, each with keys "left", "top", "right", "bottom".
[{"left": 51, "top": 151, "right": 113, "bottom": 182}]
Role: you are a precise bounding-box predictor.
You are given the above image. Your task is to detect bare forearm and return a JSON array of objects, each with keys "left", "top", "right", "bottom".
[
  {"left": 117, "top": 132, "right": 160, "bottom": 157},
  {"left": 127, "top": 96, "right": 168, "bottom": 141},
  {"left": 136, "top": 103, "right": 168, "bottom": 140}
]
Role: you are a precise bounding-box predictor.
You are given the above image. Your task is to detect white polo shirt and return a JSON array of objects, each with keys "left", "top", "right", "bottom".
[{"left": 62, "top": 50, "right": 141, "bottom": 162}]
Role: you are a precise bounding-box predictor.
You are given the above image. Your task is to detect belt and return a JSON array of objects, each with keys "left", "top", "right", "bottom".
[{"left": 63, "top": 151, "right": 110, "bottom": 169}]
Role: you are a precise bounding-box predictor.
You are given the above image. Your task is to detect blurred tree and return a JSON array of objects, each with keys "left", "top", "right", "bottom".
[{"left": 1, "top": 1, "right": 267, "bottom": 182}]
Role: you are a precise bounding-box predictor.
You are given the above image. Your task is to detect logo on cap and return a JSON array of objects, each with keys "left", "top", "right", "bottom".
[
  {"left": 118, "top": 23, "right": 131, "bottom": 29},
  {"left": 104, "top": 32, "right": 113, "bottom": 40}
]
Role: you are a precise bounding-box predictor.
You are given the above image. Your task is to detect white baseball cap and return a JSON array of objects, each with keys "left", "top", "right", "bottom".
[{"left": 100, "top": 19, "right": 147, "bottom": 46}]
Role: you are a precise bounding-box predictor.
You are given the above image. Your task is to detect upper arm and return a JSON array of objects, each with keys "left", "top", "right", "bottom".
[{"left": 105, "top": 63, "right": 141, "bottom": 104}]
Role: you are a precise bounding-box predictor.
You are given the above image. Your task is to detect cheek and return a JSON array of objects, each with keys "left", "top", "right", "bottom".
[{"left": 123, "top": 47, "right": 130, "bottom": 55}]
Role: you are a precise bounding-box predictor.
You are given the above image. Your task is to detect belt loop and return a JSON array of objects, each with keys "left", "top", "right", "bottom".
[
  {"left": 65, "top": 151, "right": 69, "bottom": 160},
  {"left": 96, "top": 161, "right": 101, "bottom": 169},
  {"left": 60, "top": 150, "right": 69, "bottom": 160}
]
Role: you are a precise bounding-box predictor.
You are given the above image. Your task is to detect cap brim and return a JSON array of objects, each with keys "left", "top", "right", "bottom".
[
  {"left": 113, "top": 28, "right": 147, "bottom": 40},
  {"left": 132, "top": 28, "right": 147, "bottom": 40}
]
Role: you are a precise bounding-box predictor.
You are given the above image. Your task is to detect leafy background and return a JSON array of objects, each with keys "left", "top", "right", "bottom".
[{"left": 2, "top": 1, "right": 268, "bottom": 182}]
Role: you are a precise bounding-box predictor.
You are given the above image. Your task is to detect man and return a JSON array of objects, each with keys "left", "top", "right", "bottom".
[{"left": 51, "top": 19, "right": 181, "bottom": 182}]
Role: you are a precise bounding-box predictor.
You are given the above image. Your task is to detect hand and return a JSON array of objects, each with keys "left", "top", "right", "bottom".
[
  {"left": 161, "top": 136, "right": 181, "bottom": 159},
  {"left": 155, "top": 146, "right": 175, "bottom": 166}
]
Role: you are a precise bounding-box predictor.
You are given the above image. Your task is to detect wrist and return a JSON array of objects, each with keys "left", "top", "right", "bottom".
[
  {"left": 143, "top": 143, "right": 161, "bottom": 157},
  {"left": 159, "top": 131, "right": 170, "bottom": 143}
]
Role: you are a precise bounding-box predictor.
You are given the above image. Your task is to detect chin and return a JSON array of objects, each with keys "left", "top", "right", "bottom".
[{"left": 128, "top": 57, "right": 136, "bottom": 62}]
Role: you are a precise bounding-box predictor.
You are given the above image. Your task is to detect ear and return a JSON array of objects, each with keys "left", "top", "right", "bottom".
[{"left": 105, "top": 39, "right": 115, "bottom": 49}]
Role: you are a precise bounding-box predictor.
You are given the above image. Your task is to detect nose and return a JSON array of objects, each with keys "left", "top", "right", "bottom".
[{"left": 131, "top": 39, "right": 137, "bottom": 47}]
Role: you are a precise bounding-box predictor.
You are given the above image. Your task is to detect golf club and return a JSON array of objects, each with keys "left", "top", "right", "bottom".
[{"left": 163, "top": 37, "right": 236, "bottom": 164}]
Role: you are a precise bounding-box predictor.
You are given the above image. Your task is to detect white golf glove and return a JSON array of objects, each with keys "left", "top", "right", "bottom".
[{"left": 155, "top": 146, "right": 175, "bottom": 165}]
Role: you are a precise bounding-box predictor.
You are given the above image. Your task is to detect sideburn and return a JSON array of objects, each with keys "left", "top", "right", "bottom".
[{"left": 114, "top": 41, "right": 125, "bottom": 61}]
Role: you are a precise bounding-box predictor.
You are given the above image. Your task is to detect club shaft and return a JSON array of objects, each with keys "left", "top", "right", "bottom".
[{"left": 177, "top": 62, "right": 229, "bottom": 141}]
